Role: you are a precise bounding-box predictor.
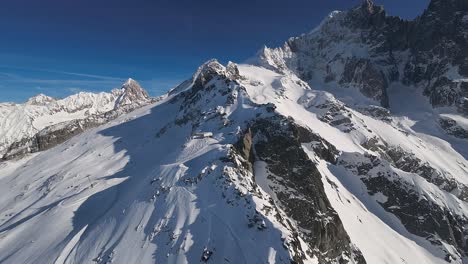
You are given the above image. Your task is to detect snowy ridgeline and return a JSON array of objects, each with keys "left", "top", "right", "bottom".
[
  {"left": 0, "top": 0, "right": 468, "bottom": 263},
  {"left": 0, "top": 78, "right": 153, "bottom": 160},
  {"left": 0, "top": 58, "right": 467, "bottom": 264}
]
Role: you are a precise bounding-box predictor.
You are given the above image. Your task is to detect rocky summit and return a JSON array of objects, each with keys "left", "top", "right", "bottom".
[
  {"left": 0, "top": 1, "right": 467, "bottom": 264},
  {"left": 256, "top": 0, "right": 468, "bottom": 115}
]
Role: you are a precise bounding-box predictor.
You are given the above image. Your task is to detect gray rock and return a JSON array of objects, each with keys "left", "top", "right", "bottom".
[
  {"left": 256, "top": 0, "right": 468, "bottom": 114},
  {"left": 236, "top": 117, "right": 365, "bottom": 264},
  {"left": 439, "top": 117, "right": 468, "bottom": 139}
]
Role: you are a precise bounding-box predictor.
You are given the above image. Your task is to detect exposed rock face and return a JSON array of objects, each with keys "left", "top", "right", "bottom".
[
  {"left": 340, "top": 58, "right": 389, "bottom": 107},
  {"left": 439, "top": 117, "right": 468, "bottom": 139},
  {"left": 311, "top": 98, "right": 355, "bottom": 132},
  {"left": 404, "top": 0, "right": 468, "bottom": 112},
  {"left": 236, "top": 117, "right": 365, "bottom": 264},
  {"left": 357, "top": 105, "right": 391, "bottom": 122},
  {"left": 362, "top": 138, "right": 468, "bottom": 202},
  {"left": 168, "top": 59, "right": 239, "bottom": 128},
  {"left": 114, "top": 78, "right": 151, "bottom": 109},
  {"left": 255, "top": 0, "right": 468, "bottom": 114},
  {"left": 366, "top": 175, "right": 468, "bottom": 260},
  {"left": 338, "top": 152, "right": 468, "bottom": 260}
]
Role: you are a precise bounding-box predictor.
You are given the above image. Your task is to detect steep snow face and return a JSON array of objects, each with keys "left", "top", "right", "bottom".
[
  {"left": 1, "top": 60, "right": 467, "bottom": 264},
  {"left": 238, "top": 64, "right": 468, "bottom": 263},
  {"left": 0, "top": 79, "right": 151, "bottom": 158}
]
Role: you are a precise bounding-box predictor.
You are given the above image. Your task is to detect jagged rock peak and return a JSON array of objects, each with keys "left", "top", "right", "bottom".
[
  {"left": 124, "top": 77, "right": 137, "bottom": 85},
  {"left": 361, "top": 0, "right": 375, "bottom": 13},
  {"left": 169, "top": 60, "right": 244, "bottom": 98},
  {"left": 226, "top": 61, "right": 242, "bottom": 79},
  {"left": 192, "top": 59, "right": 243, "bottom": 83},
  {"left": 123, "top": 78, "right": 148, "bottom": 95},
  {"left": 193, "top": 59, "right": 226, "bottom": 79},
  {"left": 347, "top": 0, "right": 386, "bottom": 27},
  {"left": 26, "top": 94, "right": 56, "bottom": 106},
  {"left": 122, "top": 78, "right": 144, "bottom": 92},
  {"left": 252, "top": 45, "right": 292, "bottom": 74},
  {"left": 350, "top": 0, "right": 384, "bottom": 14},
  {"left": 114, "top": 78, "right": 150, "bottom": 109}
]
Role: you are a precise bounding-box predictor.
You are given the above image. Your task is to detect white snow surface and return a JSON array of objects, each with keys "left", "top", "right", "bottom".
[
  {"left": 0, "top": 53, "right": 467, "bottom": 264},
  {"left": 0, "top": 79, "right": 149, "bottom": 157}
]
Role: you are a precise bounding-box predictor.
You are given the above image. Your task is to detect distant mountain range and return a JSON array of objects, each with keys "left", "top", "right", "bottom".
[{"left": 0, "top": 78, "right": 154, "bottom": 160}]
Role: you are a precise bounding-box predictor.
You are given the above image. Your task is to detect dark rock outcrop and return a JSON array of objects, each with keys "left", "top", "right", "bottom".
[
  {"left": 439, "top": 117, "right": 468, "bottom": 139},
  {"left": 114, "top": 78, "right": 151, "bottom": 109},
  {"left": 340, "top": 58, "right": 390, "bottom": 107},
  {"left": 236, "top": 117, "right": 364, "bottom": 264},
  {"left": 339, "top": 151, "right": 468, "bottom": 259}
]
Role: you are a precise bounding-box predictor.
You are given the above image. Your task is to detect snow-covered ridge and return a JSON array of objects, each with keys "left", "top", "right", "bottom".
[
  {"left": 252, "top": 0, "right": 468, "bottom": 115},
  {"left": 0, "top": 78, "right": 152, "bottom": 159},
  {"left": 0, "top": 58, "right": 467, "bottom": 263}
]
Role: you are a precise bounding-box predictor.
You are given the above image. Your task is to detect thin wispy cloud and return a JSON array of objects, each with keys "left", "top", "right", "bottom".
[
  {"left": 0, "top": 72, "right": 21, "bottom": 79},
  {"left": 0, "top": 65, "right": 125, "bottom": 81},
  {"left": 0, "top": 53, "right": 190, "bottom": 102},
  {"left": 6, "top": 78, "right": 122, "bottom": 86}
]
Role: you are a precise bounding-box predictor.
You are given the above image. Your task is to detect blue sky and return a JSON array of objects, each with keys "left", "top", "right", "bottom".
[{"left": 0, "top": 0, "right": 429, "bottom": 102}]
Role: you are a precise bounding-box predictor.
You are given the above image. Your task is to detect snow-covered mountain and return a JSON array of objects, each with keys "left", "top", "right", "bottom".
[
  {"left": 253, "top": 0, "right": 468, "bottom": 116},
  {"left": 0, "top": 1, "right": 467, "bottom": 264},
  {"left": 0, "top": 78, "right": 152, "bottom": 160}
]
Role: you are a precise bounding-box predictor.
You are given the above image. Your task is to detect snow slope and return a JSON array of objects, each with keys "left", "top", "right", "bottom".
[
  {"left": 0, "top": 64, "right": 302, "bottom": 264},
  {"left": 0, "top": 59, "right": 467, "bottom": 263},
  {"left": 238, "top": 64, "right": 468, "bottom": 263}
]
